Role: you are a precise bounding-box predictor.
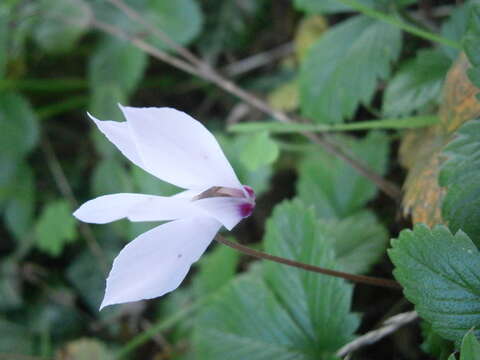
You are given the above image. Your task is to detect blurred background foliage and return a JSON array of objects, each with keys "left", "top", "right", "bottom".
[{"left": 1, "top": 0, "right": 480, "bottom": 359}]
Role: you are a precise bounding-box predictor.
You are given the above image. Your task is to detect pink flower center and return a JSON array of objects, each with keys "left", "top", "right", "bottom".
[{"left": 239, "top": 202, "right": 254, "bottom": 218}]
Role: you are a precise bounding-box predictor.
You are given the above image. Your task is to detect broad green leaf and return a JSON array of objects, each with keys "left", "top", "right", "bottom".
[
  {"left": 463, "top": 5, "right": 480, "bottom": 68},
  {"left": 89, "top": 38, "right": 146, "bottom": 94},
  {"left": 239, "top": 132, "right": 279, "bottom": 171},
  {"left": 263, "top": 200, "right": 359, "bottom": 353},
  {"left": 147, "top": 0, "right": 203, "bottom": 50},
  {"left": 229, "top": 116, "right": 439, "bottom": 133},
  {"left": 195, "top": 272, "right": 313, "bottom": 360},
  {"left": 294, "top": 0, "right": 376, "bottom": 14},
  {"left": 5, "top": 164, "right": 35, "bottom": 242},
  {"left": 389, "top": 224, "right": 480, "bottom": 343},
  {"left": 321, "top": 210, "right": 389, "bottom": 274},
  {"left": 91, "top": 158, "right": 132, "bottom": 196},
  {"left": 0, "top": 91, "right": 39, "bottom": 160},
  {"left": 217, "top": 134, "right": 273, "bottom": 196},
  {"left": 32, "top": 0, "right": 90, "bottom": 53},
  {"left": 89, "top": 84, "right": 126, "bottom": 122},
  {"left": 383, "top": 49, "right": 451, "bottom": 117},
  {"left": 35, "top": 200, "right": 77, "bottom": 257},
  {"left": 195, "top": 242, "right": 240, "bottom": 296},
  {"left": 439, "top": 120, "right": 480, "bottom": 246},
  {"left": 460, "top": 330, "right": 480, "bottom": 360},
  {"left": 300, "top": 15, "right": 401, "bottom": 123},
  {"left": 297, "top": 132, "right": 389, "bottom": 219}
]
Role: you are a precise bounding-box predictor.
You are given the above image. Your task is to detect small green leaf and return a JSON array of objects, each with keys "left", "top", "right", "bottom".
[
  {"left": 383, "top": 49, "right": 451, "bottom": 117},
  {"left": 147, "top": 0, "right": 203, "bottom": 50},
  {"left": 421, "top": 320, "right": 454, "bottom": 360},
  {"left": 439, "top": 120, "right": 480, "bottom": 246},
  {"left": 229, "top": 116, "right": 439, "bottom": 133},
  {"left": 388, "top": 224, "right": 480, "bottom": 343},
  {"left": 463, "top": 5, "right": 480, "bottom": 67},
  {"left": 35, "top": 200, "right": 77, "bottom": 257},
  {"left": 297, "top": 132, "right": 389, "bottom": 219},
  {"left": 460, "top": 330, "right": 480, "bottom": 360},
  {"left": 441, "top": 2, "right": 472, "bottom": 60},
  {"left": 300, "top": 15, "right": 401, "bottom": 123},
  {"left": 32, "top": 0, "right": 90, "bottom": 53},
  {"left": 321, "top": 210, "right": 389, "bottom": 274},
  {"left": 239, "top": 132, "right": 279, "bottom": 171}
]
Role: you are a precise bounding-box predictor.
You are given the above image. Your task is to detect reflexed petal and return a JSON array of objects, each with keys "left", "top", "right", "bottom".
[
  {"left": 73, "top": 193, "right": 204, "bottom": 224},
  {"left": 87, "top": 113, "right": 144, "bottom": 169},
  {"left": 100, "top": 216, "right": 221, "bottom": 309},
  {"left": 193, "top": 197, "right": 248, "bottom": 230},
  {"left": 120, "top": 106, "right": 242, "bottom": 190}
]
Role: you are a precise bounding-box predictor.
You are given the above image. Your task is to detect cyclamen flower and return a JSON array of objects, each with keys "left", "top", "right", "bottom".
[{"left": 73, "top": 106, "right": 255, "bottom": 309}]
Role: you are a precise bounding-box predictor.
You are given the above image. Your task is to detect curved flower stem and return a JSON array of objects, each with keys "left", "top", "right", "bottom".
[
  {"left": 215, "top": 236, "right": 402, "bottom": 290},
  {"left": 335, "top": 0, "right": 461, "bottom": 49}
]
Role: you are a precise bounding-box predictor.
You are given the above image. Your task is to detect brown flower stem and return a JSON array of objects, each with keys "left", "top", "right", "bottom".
[{"left": 215, "top": 236, "right": 402, "bottom": 290}]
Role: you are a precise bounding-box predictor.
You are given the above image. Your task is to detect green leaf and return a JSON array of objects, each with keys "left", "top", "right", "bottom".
[
  {"left": 263, "top": 200, "right": 359, "bottom": 352},
  {"left": 0, "top": 92, "right": 39, "bottom": 159},
  {"left": 383, "top": 49, "right": 451, "bottom": 117},
  {"left": 32, "top": 0, "right": 90, "bottom": 53},
  {"left": 463, "top": 5, "right": 480, "bottom": 67},
  {"left": 89, "top": 38, "right": 147, "bottom": 94},
  {"left": 321, "top": 210, "right": 389, "bottom": 274},
  {"left": 229, "top": 116, "right": 439, "bottom": 133},
  {"left": 194, "top": 242, "right": 240, "bottom": 296},
  {"left": 388, "top": 224, "right": 480, "bottom": 343},
  {"left": 294, "top": 0, "right": 376, "bottom": 14},
  {"left": 460, "top": 330, "right": 480, "bottom": 360},
  {"left": 91, "top": 158, "right": 132, "bottom": 196},
  {"left": 195, "top": 272, "right": 313, "bottom": 360},
  {"left": 439, "top": 120, "right": 480, "bottom": 246},
  {"left": 89, "top": 84, "right": 126, "bottom": 122},
  {"left": 147, "top": 0, "right": 203, "bottom": 50},
  {"left": 239, "top": 132, "right": 279, "bottom": 171},
  {"left": 35, "top": 200, "right": 77, "bottom": 257},
  {"left": 300, "top": 15, "right": 401, "bottom": 123},
  {"left": 297, "top": 132, "right": 389, "bottom": 219}
]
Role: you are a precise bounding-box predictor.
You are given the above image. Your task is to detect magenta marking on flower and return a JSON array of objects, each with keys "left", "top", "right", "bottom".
[
  {"left": 239, "top": 202, "right": 254, "bottom": 218},
  {"left": 243, "top": 185, "right": 255, "bottom": 199}
]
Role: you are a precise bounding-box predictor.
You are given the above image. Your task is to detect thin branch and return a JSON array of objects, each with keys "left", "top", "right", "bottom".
[
  {"left": 90, "top": 17, "right": 402, "bottom": 201},
  {"left": 215, "top": 236, "right": 402, "bottom": 290},
  {"left": 41, "top": 137, "right": 108, "bottom": 272},
  {"left": 223, "top": 43, "right": 294, "bottom": 77},
  {"left": 336, "top": 311, "right": 418, "bottom": 357}
]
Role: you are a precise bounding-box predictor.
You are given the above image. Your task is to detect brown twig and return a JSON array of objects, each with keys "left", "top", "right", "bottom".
[
  {"left": 41, "top": 137, "right": 108, "bottom": 273},
  {"left": 90, "top": 16, "right": 402, "bottom": 201},
  {"left": 336, "top": 311, "right": 418, "bottom": 357},
  {"left": 215, "top": 236, "right": 402, "bottom": 290}
]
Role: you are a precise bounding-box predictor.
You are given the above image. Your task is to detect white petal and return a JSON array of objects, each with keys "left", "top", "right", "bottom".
[
  {"left": 73, "top": 193, "right": 204, "bottom": 224},
  {"left": 87, "top": 113, "right": 144, "bottom": 168},
  {"left": 194, "top": 197, "right": 246, "bottom": 230},
  {"left": 120, "top": 106, "right": 242, "bottom": 190},
  {"left": 100, "top": 216, "right": 221, "bottom": 309}
]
